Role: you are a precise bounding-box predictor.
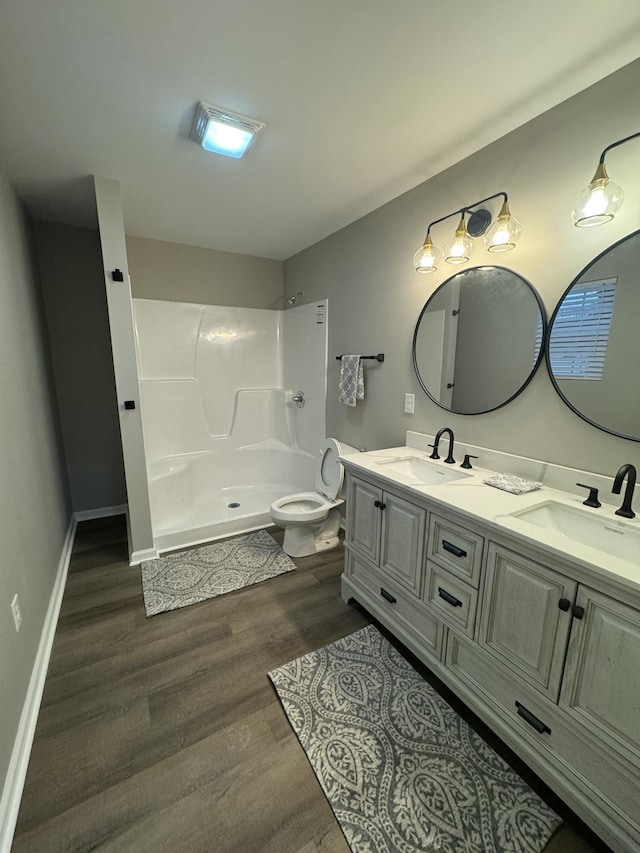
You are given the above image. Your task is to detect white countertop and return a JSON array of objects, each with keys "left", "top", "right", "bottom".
[{"left": 341, "top": 442, "right": 640, "bottom": 597}]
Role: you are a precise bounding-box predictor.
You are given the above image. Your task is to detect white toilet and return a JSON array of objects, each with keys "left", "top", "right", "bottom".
[{"left": 270, "top": 438, "right": 359, "bottom": 557}]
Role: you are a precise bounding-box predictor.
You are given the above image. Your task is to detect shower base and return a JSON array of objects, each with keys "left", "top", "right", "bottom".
[{"left": 152, "top": 482, "right": 297, "bottom": 554}]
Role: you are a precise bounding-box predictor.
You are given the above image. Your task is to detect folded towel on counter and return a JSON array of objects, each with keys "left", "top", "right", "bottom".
[
  {"left": 338, "top": 355, "right": 365, "bottom": 407},
  {"left": 484, "top": 474, "right": 542, "bottom": 495}
]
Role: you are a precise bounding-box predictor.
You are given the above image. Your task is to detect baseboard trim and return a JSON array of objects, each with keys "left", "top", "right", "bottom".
[
  {"left": 129, "top": 547, "right": 158, "bottom": 565},
  {"left": 74, "top": 503, "right": 127, "bottom": 522},
  {"left": 0, "top": 514, "right": 77, "bottom": 853}
]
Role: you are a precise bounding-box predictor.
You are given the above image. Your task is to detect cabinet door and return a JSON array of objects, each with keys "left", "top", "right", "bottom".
[
  {"left": 347, "top": 475, "right": 382, "bottom": 564},
  {"left": 380, "top": 491, "right": 426, "bottom": 595},
  {"left": 560, "top": 586, "right": 640, "bottom": 767},
  {"left": 479, "top": 543, "right": 576, "bottom": 701}
]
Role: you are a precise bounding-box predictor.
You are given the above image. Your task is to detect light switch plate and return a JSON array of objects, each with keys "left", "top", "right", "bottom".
[{"left": 404, "top": 393, "right": 415, "bottom": 414}]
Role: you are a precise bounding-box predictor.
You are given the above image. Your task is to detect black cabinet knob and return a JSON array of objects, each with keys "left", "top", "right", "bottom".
[{"left": 124, "top": 400, "right": 136, "bottom": 410}]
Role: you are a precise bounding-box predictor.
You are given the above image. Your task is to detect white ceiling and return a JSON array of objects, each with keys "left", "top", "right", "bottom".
[{"left": 1, "top": 1, "right": 640, "bottom": 260}]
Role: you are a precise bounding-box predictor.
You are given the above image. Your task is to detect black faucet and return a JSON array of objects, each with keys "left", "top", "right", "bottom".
[
  {"left": 612, "top": 464, "right": 636, "bottom": 519},
  {"left": 429, "top": 427, "right": 456, "bottom": 464}
]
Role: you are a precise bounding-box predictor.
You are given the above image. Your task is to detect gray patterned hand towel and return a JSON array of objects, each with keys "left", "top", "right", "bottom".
[
  {"left": 484, "top": 474, "right": 542, "bottom": 494},
  {"left": 338, "top": 354, "right": 364, "bottom": 407}
]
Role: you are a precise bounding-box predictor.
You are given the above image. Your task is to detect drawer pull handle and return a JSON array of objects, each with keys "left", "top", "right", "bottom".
[
  {"left": 374, "top": 500, "right": 386, "bottom": 510},
  {"left": 572, "top": 604, "right": 585, "bottom": 620},
  {"left": 442, "top": 540, "right": 467, "bottom": 558},
  {"left": 380, "top": 588, "right": 396, "bottom": 604},
  {"left": 515, "top": 701, "right": 551, "bottom": 735},
  {"left": 438, "top": 587, "right": 462, "bottom": 608},
  {"left": 558, "top": 597, "right": 571, "bottom": 612}
]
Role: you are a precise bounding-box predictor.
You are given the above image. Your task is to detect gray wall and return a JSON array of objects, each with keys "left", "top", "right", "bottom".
[
  {"left": 126, "top": 235, "right": 284, "bottom": 308},
  {"left": 35, "top": 222, "right": 126, "bottom": 512},
  {"left": 284, "top": 59, "right": 640, "bottom": 477},
  {"left": 0, "top": 173, "right": 70, "bottom": 802}
]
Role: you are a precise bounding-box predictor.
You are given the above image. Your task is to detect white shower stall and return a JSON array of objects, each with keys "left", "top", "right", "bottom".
[{"left": 134, "top": 298, "right": 327, "bottom": 552}]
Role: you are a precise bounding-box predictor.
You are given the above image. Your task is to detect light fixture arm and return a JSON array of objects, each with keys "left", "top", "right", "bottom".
[
  {"left": 596, "top": 130, "right": 640, "bottom": 165},
  {"left": 421, "top": 192, "right": 508, "bottom": 240}
]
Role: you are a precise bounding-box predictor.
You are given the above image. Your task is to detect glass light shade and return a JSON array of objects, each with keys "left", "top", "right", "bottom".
[
  {"left": 444, "top": 216, "right": 474, "bottom": 265},
  {"left": 413, "top": 234, "right": 442, "bottom": 273},
  {"left": 572, "top": 163, "right": 623, "bottom": 227},
  {"left": 485, "top": 201, "right": 522, "bottom": 252}
]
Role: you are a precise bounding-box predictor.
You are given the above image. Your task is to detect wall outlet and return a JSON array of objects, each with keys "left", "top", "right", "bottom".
[
  {"left": 404, "top": 393, "right": 415, "bottom": 414},
  {"left": 11, "top": 594, "right": 22, "bottom": 632}
]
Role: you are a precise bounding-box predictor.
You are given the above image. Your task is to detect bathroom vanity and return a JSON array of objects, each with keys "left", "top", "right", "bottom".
[{"left": 340, "top": 433, "right": 640, "bottom": 853}]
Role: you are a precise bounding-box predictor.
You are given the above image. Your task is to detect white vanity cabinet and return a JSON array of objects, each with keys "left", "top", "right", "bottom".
[
  {"left": 479, "top": 543, "right": 577, "bottom": 700},
  {"left": 341, "top": 464, "right": 640, "bottom": 853},
  {"left": 347, "top": 474, "right": 426, "bottom": 596},
  {"left": 559, "top": 586, "right": 640, "bottom": 768},
  {"left": 344, "top": 473, "right": 443, "bottom": 661}
]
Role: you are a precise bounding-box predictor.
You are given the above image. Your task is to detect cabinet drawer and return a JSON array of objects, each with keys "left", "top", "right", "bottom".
[
  {"left": 423, "top": 561, "right": 478, "bottom": 638},
  {"left": 427, "top": 514, "right": 484, "bottom": 587},
  {"left": 346, "top": 549, "right": 443, "bottom": 661},
  {"left": 446, "top": 633, "right": 640, "bottom": 845}
]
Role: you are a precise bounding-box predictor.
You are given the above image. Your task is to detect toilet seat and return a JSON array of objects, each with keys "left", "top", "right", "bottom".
[
  {"left": 270, "top": 491, "right": 341, "bottom": 524},
  {"left": 316, "top": 438, "right": 345, "bottom": 500}
]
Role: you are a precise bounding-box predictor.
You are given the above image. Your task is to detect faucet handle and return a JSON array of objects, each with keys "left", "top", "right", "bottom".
[
  {"left": 461, "top": 454, "right": 478, "bottom": 470},
  {"left": 576, "top": 483, "right": 602, "bottom": 509},
  {"left": 427, "top": 443, "right": 440, "bottom": 460}
]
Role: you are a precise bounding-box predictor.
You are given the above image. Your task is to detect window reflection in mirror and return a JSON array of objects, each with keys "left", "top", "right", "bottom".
[
  {"left": 547, "top": 229, "right": 640, "bottom": 441},
  {"left": 412, "top": 266, "right": 546, "bottom": 415}
]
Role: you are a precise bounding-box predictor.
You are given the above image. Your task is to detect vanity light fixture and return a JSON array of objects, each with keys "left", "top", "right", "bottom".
[
  {"left": 572, "top": 131, "right": 640, "bottom": 226},
  {"left": 413, "top": 192, "right": 522, "bottom": 273},
  {"left": 191, "top": 102, "right": 265, "bottom": 159}
]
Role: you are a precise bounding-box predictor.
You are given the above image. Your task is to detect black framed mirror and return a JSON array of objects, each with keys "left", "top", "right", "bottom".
[
  {"left": 412, "top": 266, "right": 546, "bottom": 415},
  {"left": 546, "top": 229, "right": 640, "bottom": 442}
]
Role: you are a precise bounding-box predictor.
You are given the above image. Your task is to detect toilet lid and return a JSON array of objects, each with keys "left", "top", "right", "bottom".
[{"left": 315, "top": 438, "right": 344, "bottom": 501}]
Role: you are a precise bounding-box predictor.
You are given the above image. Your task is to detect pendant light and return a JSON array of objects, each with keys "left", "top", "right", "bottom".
[
  {"left": 413, "top": 234, "right": 442, "bottom": 274},
  {"left": 572, "top": 131, "right": 640, "bottom": 227},
  {"left": 484, "top": 200, "right": 522, "bottom": 251},
  {"left": 444, "top": 214, "right": 474, "bottom": 264}
]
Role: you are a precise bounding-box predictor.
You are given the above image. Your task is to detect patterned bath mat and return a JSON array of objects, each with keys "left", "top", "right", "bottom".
[
  {"left": 140, "top": 529, "right": 295, "bottom": 617},
  {"left": 269, "top": 624, "right": 562, "bottom": 853}
]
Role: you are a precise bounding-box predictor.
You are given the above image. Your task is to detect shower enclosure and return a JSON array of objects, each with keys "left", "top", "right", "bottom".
[{"left": 134, "top": 298, "right": 327, "bottom": 553}]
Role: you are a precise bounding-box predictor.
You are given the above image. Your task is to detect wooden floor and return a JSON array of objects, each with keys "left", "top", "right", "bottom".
[{"left": 12, "top": 516, "right": 611, "bottom": 853}]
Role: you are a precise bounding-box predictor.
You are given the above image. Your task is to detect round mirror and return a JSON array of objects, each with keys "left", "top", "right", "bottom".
[
  {"left": 547, "top": 229, "right": 640, "bottom": 442},
  {"left": 413, "top": 266, "right": 546, "bottom": 415}
]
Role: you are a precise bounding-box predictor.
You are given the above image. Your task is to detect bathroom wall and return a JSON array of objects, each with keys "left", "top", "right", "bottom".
[
  {"left": 34, "top": 221, "right": 126, "bottom": 512},
  {"left": 284, "top": 59, "right": 640, "bottom": 477},
  {"left": 0, "top": 171, "right": 70, "bottom": 828},
  {"left": 126, "top": 234, "right": 283, "bottom": 308}
]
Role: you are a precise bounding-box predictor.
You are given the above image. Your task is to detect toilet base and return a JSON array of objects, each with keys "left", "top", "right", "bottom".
[{"left": 280, "top": 508, "right": 343, "bottom": 558}]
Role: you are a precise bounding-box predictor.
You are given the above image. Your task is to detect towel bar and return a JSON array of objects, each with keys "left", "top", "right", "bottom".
[{"left": 336, "top": 353, "right": 384, "bottom": 362}]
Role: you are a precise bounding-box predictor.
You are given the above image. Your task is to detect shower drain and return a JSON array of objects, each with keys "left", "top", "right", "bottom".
[{"left": 228, "top": 502, "right": 240, "bottom": 508}]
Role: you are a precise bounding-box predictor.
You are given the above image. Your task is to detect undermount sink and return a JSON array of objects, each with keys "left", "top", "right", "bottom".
[
  {"left": 509, "top": 500, "right": 640, "bottom": 564},
  {"left": 373, "top": 455, "right": 471, "bottom": 486}
]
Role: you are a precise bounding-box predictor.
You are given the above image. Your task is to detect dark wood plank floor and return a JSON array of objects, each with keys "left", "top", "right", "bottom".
[{"left": 12, "top": 516, "right": 611, "bottom": 852}]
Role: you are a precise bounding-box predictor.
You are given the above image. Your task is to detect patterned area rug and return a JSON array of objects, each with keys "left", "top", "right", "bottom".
[
  {"left": 140, "top": 529, "right": 295, "bottom": 617},
  {"left": 269, "top": 624, "right": 562, "bottom": 853}
]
